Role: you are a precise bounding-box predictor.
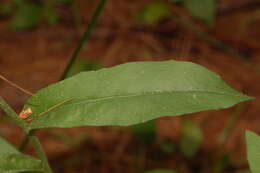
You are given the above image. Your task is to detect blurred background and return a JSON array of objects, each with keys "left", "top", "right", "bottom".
[{"left": 0, "top": 0, "right": 259, "bottom": 172}]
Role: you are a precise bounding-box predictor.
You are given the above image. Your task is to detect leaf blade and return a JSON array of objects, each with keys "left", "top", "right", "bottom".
[
  {"left": 0, "top": 136, "right": 43, "bottom": 172},
  {"left": 0, "top": 136, "right": 20, "bottom": 154},
  {"left": 25, "top": 60, "right": 252, "bottom": 129}
]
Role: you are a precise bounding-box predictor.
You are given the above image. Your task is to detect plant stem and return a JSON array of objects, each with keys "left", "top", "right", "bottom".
[
  {"left": 0, "top": 97, "right": 28, "bottom": 132},
  {"left": 19, "top": 130, "right": 35, "bottom": 151},
  {"left": 0, "top": 74, "right": 34, "bottom": 96},
  {"left": 29, "top": 134, "right": 53, "bottom": 173},
  {"left": 0, "top": 97, "right": 53, "bottom": 173},
  {"left": 0, "top": 95, "right": 30, "bottom": 151},
  {"left": 60, "top": 0, "right": 106, "bottom": 80},
  {"left": 1, "top": 1, "right": 107, "bottom": 171},
  {"left": 18, "top": 0, "right": 107, "bottom": 154}
]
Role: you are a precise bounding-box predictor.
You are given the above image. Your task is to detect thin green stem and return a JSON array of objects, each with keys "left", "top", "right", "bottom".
[
  {"left": 1, "top": 1, "right": 107, "bottom": 171},
  {"left": 0, "top": 97, "right": 28, "bottom": 132},
  {"left": 0, "top": 97, "right": 52, "bottom": 173},
  {"left": 29, "top": 134, "right": 53, "bottom": 173},
  {"left": 19, "top": 0, "right": 107, "bottom": 152},
  {"left": 60, "top": 0, "right": 106, "bottom": 80},
  {"left": 19, "top": 130, "right": 35, "bottom": 151}
]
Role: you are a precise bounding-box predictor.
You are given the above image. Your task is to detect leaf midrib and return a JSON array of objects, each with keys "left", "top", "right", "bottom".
[{"left": 53, "top": 89, "right": 243, "bottom": 108}]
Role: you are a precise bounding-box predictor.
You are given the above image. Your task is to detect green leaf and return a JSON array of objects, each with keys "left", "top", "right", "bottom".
[
  {"left": 137, "top": 1, "right": 171, "bottom": 26},
  {"left": 9, "top": 3, "right": 42, "bottom": 31},
  {"left": 44, "top": 7, "right": 59, "bottom": 25},
  {"left": 180, "top": 119, "right": 203, "bottom": 158},
  {"left": 144, "top": 169, "right": 177, "bottom": 173},
  {"left": 0, "top": 136, "right": 20, "bottom": 154},
  {"left": 183, "top": 0, "right": 217, "bottom": 25},
  {"left": 25, "top": 60, "right": 252, "bottom": 130},
  {"left": 246, "top": 130, "right": 260, "bottom": 173},
  {"left": 0, "top": 136, "right": 43, "bottom": 172}
]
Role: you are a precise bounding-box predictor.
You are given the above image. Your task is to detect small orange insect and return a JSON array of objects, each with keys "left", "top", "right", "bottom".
[{"left": 19, "top": 108, "right": 33, "bottom": 120}]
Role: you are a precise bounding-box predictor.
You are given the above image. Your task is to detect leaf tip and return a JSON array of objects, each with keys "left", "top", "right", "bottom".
[{"left": 239, "top": 94, "right": 254, "bottom": 103}]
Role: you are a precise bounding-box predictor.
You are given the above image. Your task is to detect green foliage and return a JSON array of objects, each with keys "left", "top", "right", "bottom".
[
  {"left": 132, "top": 120, "right": 156, "bottom": 144},
  {"left": 183, "top": 0, "right": 217, "bottom": 25},
  {"left": 0, "top": 136, "right": 43, "bottom": 172},
  {"left": 246, "top": 131, "right": 260, "bottom": 173},
  {"left": 144, "top": 169, "right": 177, "bottom": 173},
  {"left": 0, "top": 0, "right": 255, "bottom": 170},
  {"left": 9, "top": 2, "right": 42, "bottom": 31},
  {"left": 170, "top": 0, "right": 217, "bottom": 25},
  {"left": 137, "top": 1, "right": 171, "bottom": 26},
  {"left": 24, "top": 60, "right": 251, "bottom": 130},
  {"left": 6, "top": 0, "right": 61, "bottom": 31},
  {"left": 140, "top": 0, "right": 217, "bottom": 25},
  {"left": 0, "top": 136, "right": 20, "bottom": 154},
  {"left": 180, "top": 119, "right": 203, "bottom": 158},
  {"left": 1, "top": 0, "right": 74, "bottom": 31},
  {"left": 44, "top": 7, "right": 59, "bottom": 25}
]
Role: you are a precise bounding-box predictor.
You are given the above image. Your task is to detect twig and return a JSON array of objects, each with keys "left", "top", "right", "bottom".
[{"left": 0, "top": 74, "right": 34, "bottom": 96}]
